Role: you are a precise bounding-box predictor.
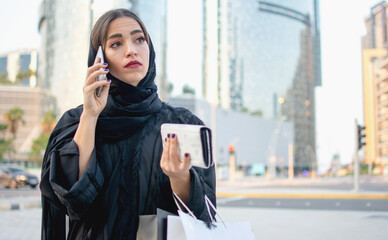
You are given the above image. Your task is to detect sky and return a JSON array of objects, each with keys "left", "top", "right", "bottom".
[{"left": 0, "top": 0, "right": 382, "bottom": 172}]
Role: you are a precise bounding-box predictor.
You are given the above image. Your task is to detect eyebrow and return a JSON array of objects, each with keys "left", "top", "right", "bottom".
[{"left": 107, "top": 29, "right": 144, "bottom": 40}]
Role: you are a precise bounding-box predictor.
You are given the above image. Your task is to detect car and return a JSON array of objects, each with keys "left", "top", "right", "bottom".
[{"left": 0, "top": 165, "right": 39, "bottom": 189}]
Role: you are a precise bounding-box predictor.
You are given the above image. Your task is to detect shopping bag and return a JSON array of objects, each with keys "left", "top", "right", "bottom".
[
  {"left": 166, "top": 193, "right": 255, "bottom": 240},
  {"left": 137, "top": 208, "right": 175, "bottom": 240}
]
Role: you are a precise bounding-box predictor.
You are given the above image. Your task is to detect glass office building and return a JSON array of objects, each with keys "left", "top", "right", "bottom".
[
  {"left": 0, "top": 49, "right": 39, "bottom": 87},
  {"left": 203, "top": 0, "right": 321, "bottom": 174},
  {"left": 131, "top": 0, "right": 168, "bottom": 100}
]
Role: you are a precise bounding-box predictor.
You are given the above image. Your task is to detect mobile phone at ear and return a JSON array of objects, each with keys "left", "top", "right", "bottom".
[{"left": 95, "top": 46, "right": 106, "bottom": 97}]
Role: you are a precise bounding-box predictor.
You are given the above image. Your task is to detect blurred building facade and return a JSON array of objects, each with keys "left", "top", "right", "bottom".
[
  {"left": 168, "top": 95, "right": 294, "bottom": 178},
  {"left": 38, "top": 0, "right": 168, "bottom": 114},
  {"left": 0, "top": 49, "right": 39, "bottom": 87},
  {"left": 203, "top": 0, "right": 321, "bottom": 174},
  {"left": 0, "top": 86, "right": 56, "bottom": 159},
  {"left": 361, "top": 1, "right": 388, "bottom": 175}
]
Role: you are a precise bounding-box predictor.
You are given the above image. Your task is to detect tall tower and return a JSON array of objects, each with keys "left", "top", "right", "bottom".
[
  {"left": 361, "top": 1, "right": 388, "bottom": 175},
  {"left": 203, "top": 0, "right": 321, "bottom": 174}
]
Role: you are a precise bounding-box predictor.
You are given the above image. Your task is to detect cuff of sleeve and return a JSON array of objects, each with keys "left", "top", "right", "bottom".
[
  {"left": 50, "top": 146, "right": 104, "bottom": 220},
  {"left": 187, "top": 168, "right": 205, "bottom": 218}
]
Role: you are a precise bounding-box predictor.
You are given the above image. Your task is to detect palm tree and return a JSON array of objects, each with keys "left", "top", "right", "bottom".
[
  {"left": 0, "top": 123, "right": 7, "bottom": 137},
  {"left": 3, "top": 107, "right": 25, "bottom": 139},
  {"left": 41, "top": 110, "right": 57, "bottom": 135},
  {"left": 15, "top": 69, "right": 36, "bottom": 85},
  {"left": 29, "top": 111, "right": 57, "bottom": 163},
  {"left": 0, "top": 123, "right": 10, "bottom": 161},
  {"left": 0, "top": 74, "right": 12, "bottom": 84}
]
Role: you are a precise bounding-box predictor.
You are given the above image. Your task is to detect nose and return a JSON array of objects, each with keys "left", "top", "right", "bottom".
[{"left": 125, "top": 42, "right": 137, "bottom": 57}]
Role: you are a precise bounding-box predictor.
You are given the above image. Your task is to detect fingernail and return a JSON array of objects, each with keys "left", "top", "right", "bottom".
[
  {"left": 103, "top": 63, "right": 108, "bottom": 65},
  {"left": 172, "top": 134, "right": 175, "bottom": 138},
  {"left": 165, "top": 138, "right": 167, "bottom": 142},
  {"left": 104, "top": 69, "right": 109, "bottom": 71},
  {"left": 185, "top": 153, "right": 189, "bottom": 158},
  {"left": 107, "top": 79, "right": 111, "bottom": 82},
  {"left": 167, "top": 134, "right": 170, "bottom": 138}
]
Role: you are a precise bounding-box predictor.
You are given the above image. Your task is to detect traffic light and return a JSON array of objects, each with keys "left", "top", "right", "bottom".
[
  {"left": 357, "top": 125, "right": 366, "bottom": 150},
  {"left": 228, "top": 144, "right": 235, "bottom": 153}
]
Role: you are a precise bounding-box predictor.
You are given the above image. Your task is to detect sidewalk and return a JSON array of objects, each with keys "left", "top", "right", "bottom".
[
  {"left": 1, "top": 176, "right": 388, "bottom": 211},
  {"left": 0, "top": 196, "right": 41, "bottom": 211},
  {"left": 216, "top": 177, "right": 388, "bottom": 199},
  {"left": 219, "top": 206, "right": 388, "bottom": 240},
  {"left": 1, "top": 207, "right": 387, "bottom": 240}
]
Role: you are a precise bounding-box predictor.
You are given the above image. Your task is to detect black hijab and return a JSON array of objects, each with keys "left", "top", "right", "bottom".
[{"left": 87, "top": 38, "right": 163, "bottom": 142}]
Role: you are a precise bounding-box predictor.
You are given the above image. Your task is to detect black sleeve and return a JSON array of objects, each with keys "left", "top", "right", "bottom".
[
  {"left": 42, "top": 139, "right": 104, "bottom": 221},
  {"left": 187, "top": 165, "right": 216, "bottom": 220}
]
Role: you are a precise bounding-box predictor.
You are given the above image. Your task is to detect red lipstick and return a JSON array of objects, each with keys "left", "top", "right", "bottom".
[{"left": 124, "top": 60, "right": 142, "bottom": 68}]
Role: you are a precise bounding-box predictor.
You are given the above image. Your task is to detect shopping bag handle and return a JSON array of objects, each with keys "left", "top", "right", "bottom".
[
  {"left": 172, "top": 193, "right": 227, "bottom": 228},
  {"left": 204, "top": 195, "right": 227, "bottom": 228},
  {"left": 172, "top": 192, "right": 197, "bottom": 220}
]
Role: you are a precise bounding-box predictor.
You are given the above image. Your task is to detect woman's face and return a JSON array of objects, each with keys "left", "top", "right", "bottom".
[{"left": 104, "top": 17, "right": 150, "bottom": 86}]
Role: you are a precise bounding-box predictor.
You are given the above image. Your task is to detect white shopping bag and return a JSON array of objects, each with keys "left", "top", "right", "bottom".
[{"left": 166, "top": 194, "right": 255, "bottom": 240}]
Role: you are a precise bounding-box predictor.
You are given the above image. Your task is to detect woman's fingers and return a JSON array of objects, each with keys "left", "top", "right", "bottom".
[
  {"left": 169, "top": 134, "right": 180, "bottom": 163},
  {"left": 84, "top": 68, "right": 109, "bottom": 87},
  {"left": 182, "top": 152, "right": 191, "bottom": 167},
  {"left": 160, "top": 136, "right": 169, "bottom": 169},
  {"left": 99, "top": 79, "right": 111, "bottom": 98},
  {"left": 84, "top": 79, "right": 111, "bottom": 95},
  {"left": 161, "top": 133, "right": 191, "bottom": 173},
  {"left": 86, "top": 56, "right": 101, "bottom": 77},
  {"left": 85, "top": 62, "right": 109, "bottom": 85}
]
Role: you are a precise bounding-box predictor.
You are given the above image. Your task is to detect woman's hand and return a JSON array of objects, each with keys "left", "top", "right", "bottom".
[
  {"left": 83, "top": 57, "right": 111, "bottom": 119},
  {"left": 160, "top": 133, "right": 191, "bottom": 203}
]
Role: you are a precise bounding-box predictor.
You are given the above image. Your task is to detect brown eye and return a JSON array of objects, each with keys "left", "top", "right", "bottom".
[
  {"left": 110, "top": 42, "right": 121, "bottom": 48},
  {"left": 136, "top": 37, "right": 146, "bottom": 43}
]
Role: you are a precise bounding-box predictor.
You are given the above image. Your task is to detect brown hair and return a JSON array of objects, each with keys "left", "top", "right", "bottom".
[{"left": 90, "top": 9, "right": 150, "bottom": 50}]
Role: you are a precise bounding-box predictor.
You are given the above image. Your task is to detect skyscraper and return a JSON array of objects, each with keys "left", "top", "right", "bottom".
[
  {"left": 0, "top": 49, "right": 39, "bottom": 87},
  {"left": 203, "top": 0, "right": 321, "bottom": 174},
  {"left": 361, "top": 1, "right": 388, "bottom": 175},
  {"left": 38, "top": 0, "right": 168, "bottom": 114}
]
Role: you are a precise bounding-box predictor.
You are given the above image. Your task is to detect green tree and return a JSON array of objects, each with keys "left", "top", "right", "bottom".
[
  {"left": 3, "top": 107, "right": 25, "bottom": 138},
  {"left": 29, "top": 111, "right": 57, "bottom": 163},
  {"left": 167, "top": 82, "right": 174, "bottom": 94},
  {"left": 41, "top": 110, "right": 57, "bottom": 135},
  {"left": 0, "top": 123, "right": 7, "bottom": 136},
  {"left": 182, "top": 84, "right": 195, "bottom": 95},
  {"left": 251, "top": 109, "right": 263, "bottom": 117},
  {"left": 0, "top": 73, "right": 12, "bottom": 84},
  {"left": 0, "top": 123, "right": 12, "bottom": 161},
  {"left": 29, "top": 134, "right": 50, "bottom": 163},
  {"left": 15, "top": 69, "right": 36, "bottom": 84}
]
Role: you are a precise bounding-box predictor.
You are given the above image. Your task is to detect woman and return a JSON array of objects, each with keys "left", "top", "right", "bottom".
[{"left": 40, "top": 9, "right": 216, "bottom": 239}]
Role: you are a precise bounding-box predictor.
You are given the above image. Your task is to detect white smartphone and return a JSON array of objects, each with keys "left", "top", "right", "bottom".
[
  {"left": 161, "top": 123, "right": 213, "bottom": 169},
  {"left": 95, "top": 45, "right": 106, "bottom": 97}
]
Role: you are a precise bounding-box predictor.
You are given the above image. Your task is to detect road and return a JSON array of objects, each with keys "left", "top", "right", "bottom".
[
  {"left": 218, "top": 175, "right": 388, "bottom": 191},
  {"left": 218, "top": 197, "right": 388, "bottom": 211},
  {"left": 0, "top": 186, "right": 40, "bottom": 198},
  {"left": 1, "top": 206, "right": 388, "bottom": 240},
  {"left": 1, "top": 175, "right": 388, "bottom": 239}
]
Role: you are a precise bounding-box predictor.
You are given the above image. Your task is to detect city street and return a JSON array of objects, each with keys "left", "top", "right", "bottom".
[
  {"left": 1, "top": 205, "right": 388, "bottom": 239},
  {"left": 1, "top": 176, "right": 388, "bottom": 239},
  {"left": 218, "top": 197, "right": 388, "bottom": 211}
]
